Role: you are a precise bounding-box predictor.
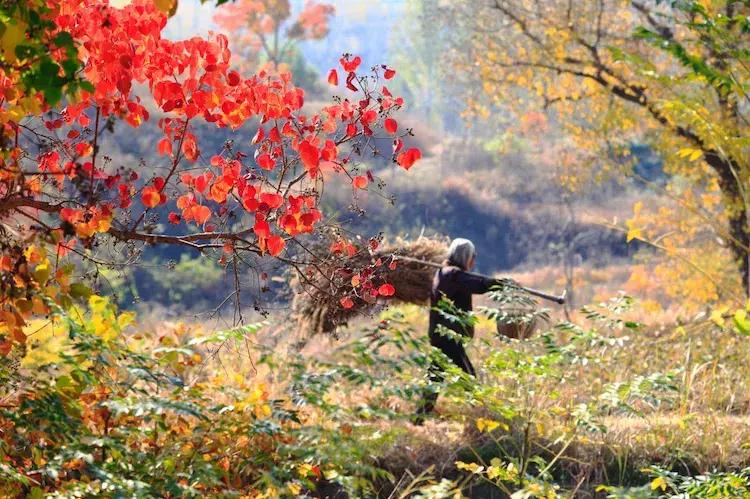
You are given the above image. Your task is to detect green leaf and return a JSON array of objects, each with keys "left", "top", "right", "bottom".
[
  {"left": 53, "top": 31, "right": 73, "bottom": 48},
  {"left": 42, "top": 85, "right": 62, "bottom": 106},
  {"left": 734, "top": 309, "right": 750, "bottom": 335},
  {"left": 79, "top": 80, "right": 95, "bottom": 93},
  {"left": 70, "top": 282, "right": 92, "bottom": 299},
  {"left": 14, "top": 43, "right": 39, "bottom": 59}
]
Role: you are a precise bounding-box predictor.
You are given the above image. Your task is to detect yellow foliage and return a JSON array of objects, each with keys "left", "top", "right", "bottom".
[
  {"left": 85, "top": 295, "right": 133, "bottom": 341},
  {"left": 20, "top": 320, "right": 68, "bottom": 368},
  {"left": 711, "top": 307, "right": 728, "bottom": 328},
  {"left": 455, "top": 460, "right": 483, "bottom": 473},
  {"left": 476, "top": 417, "right": 507, "bottom": 432},
  {"left": 650, "top": 476, "right": 668, "bottom": 491},
  {"left": 1, "top": 17, "right": 28, "bottom": 64}
]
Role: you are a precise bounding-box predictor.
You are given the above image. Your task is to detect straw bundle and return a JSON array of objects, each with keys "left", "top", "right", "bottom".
[{"left": 292, "top": 236, "right": 449, "bottom": 336}]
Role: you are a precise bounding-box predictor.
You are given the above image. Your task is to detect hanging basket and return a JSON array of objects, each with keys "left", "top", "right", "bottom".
[{"left": 495, "top": 306, "right": 545, "bottom": 340}]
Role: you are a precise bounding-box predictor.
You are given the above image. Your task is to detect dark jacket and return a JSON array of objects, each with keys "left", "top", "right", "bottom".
[{"left": 428, "top": 266, "right": 499, "bottom": 346}]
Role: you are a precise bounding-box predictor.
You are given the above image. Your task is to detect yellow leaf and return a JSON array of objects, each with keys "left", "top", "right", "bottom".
[
  {"left": 536, "top": 421, "right": 545, "bottom": 435},
  {"left": 626, "top": 227, "right": 642, "bottom": 243},
  {"left": 117, "top": 311, "right": 135, "bottom": 329},
  {"left": 287, "top": 483, "right": 302, "bottom": 495},
  {"left": 486, "top": 465, "right": 501, "bottom": 480},
  {"left": 476, "top": 417, "right": 502, "bottom": 432},
  {"left": 97, "top": 217, "right": 111, "bottom": 233},
  {"left": 711, "top": 307, "right": 728, "bottom": 327},
  {"left": 651, "top": 476, "right": 667, "bottom": 491},
  {"left": 297, "top": 463, "right": 313, "bottom": 477},
  {"left": 689, "top": 149, "right": 703, "bottom": 161},
  {"left": 455, "top": 461, "right": 483, "bottom": 473},
  {"left": 24, "top": 245, "right": 46, "bottom": 264},
  {"left": 1, "top": 19, "right": 28, "bottom": 64},
  {"left": 153, "top": 0, "right": 178, "bottom": 16},
  {"left": 32, "top": 261, "right": 50, "bottom": 286}
]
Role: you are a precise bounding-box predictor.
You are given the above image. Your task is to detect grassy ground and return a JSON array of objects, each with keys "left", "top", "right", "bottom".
[{"left": 184, "top": 291, "right": 750, "bottom": 496}]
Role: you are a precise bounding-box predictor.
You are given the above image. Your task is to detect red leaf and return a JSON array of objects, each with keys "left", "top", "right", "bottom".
[
  {"left": 327, "top": 69, "right": 338, "bottom": 86},
  {"left": 340, "top": 55, "right": 362, "bottom": 72},
  {"left": 269, "top": 127, "right": 281, "bottom": 143},
  {"left": 256, "top": 153, "right": 275, "bottom": 170},
  {"left": 227, "top": 70, "right": 241, "bottom": 86},
  {"left": 194, "top": 205, "right": 211, "bottom": 225},
  {"left": 168, "top": 212, "right": 181, "bottom": 224},
  {"left": 321, "top": 139, "right": 337, "bottom": 161},
  {"left": 299, "top": 140, "right": 320, "bottom": 175},
  {"left": 346, "top": 71, "right": 358, "bottom": 92},
  {"left": 252, "top": 127, "right": 264, "bottom": 144},
  {"left": 182, "top": 133, "right": 199, "bottom": 161},
  {"left": 193, "top": 174, "right": 205, "bottom": 193},
  {"left": 378, "top": 283, "right": 395, "bottom": 297},
  {"left": 396, "top": 148, "right": 422, "bottom": 170},
  {"left": 384, "top": 68, "right": 396, "bottom": 80},
  {"left": 157, "top": 137, "right": 172, "bottom": 156},
  {"left": 393, "top": 138, "right": 403, "bottom": 154},
  {"left": 60, "top": 207, "right": 82, "bottom": 223},
  {"left": 352, "top": 175, "right": 368, "bottom": 189},
  {"left": 142, "top": 186, "right": 161, "bottom": 208},
  {"left": 340, "top": 296, "right": 354, "bottom": 309},
  {"left": 267, "top": 235, "right": 285, "bottom": 256},
  {"left": 362, "top": 109, "right": 377, "bottom": 126},
  {"left": 260, "top": 192, "right": 284, "bottom": 209},
  {"left": 384, "top": 118, "right": 397, "bottom": 134},
  {"left": 254, "top": 215, "right": 270, "bottom": 239}
]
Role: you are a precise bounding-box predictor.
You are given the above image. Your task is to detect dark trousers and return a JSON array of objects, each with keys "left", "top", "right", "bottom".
[{"left": 416, "top": 339, "right": 475, "bottom": 416}]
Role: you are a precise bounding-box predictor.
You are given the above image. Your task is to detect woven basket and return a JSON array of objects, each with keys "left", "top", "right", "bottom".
[{"left": 495, "top": 307, "right": 543, "bottom": 340}]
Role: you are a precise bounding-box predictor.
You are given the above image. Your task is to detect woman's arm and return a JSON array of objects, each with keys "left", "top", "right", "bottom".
[{"left": 452, "top": 269, "right": 503, "bottom": 295}]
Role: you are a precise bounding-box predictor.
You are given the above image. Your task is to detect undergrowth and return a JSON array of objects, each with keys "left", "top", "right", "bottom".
[{"left": 3, "top": 290, "right": 750, "bottom": 498}]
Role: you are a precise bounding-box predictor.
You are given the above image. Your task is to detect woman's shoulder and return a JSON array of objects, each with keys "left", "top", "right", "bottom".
[{"left": 439, "top": 265, "right": 463, "bottom": 279}]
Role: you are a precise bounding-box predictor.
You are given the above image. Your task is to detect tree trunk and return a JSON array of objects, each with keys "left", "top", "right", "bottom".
[{"left": 704, "top": 152, "right": 750, "bottom": 297}]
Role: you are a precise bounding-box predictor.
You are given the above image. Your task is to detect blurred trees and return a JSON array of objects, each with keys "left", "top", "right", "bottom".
[
  {"left": 214, "top": 0, "right": 334, "bottom": 78},
  {"left": 445, "top": 0, "right": 750, "bottom": 303}
]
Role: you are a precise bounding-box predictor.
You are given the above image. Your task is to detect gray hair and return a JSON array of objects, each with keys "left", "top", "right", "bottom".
[{"left": 447, "top": 238, "right": 475, "bottom": 270}]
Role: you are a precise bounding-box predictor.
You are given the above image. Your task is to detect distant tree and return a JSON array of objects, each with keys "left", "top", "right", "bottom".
[{"left": 214, "top": 0, "right": 334, "bottom": 72}]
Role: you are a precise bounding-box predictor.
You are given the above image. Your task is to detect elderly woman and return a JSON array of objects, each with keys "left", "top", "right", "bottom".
[{"left": 417, "top": 238, "right": 501, "bottom": 420}]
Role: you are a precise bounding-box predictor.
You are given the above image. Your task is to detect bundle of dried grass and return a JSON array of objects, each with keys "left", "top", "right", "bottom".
[{"left": 292, "top": 236, "right": 449, "bottom": 336}]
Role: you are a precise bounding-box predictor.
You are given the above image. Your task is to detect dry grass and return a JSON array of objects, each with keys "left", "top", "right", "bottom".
[{"left": 291, "top": 236, "right": 448, "bottom": 336}]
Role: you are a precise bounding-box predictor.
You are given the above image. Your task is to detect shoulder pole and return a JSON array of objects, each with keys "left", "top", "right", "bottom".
[{"left": 389, "top": 255, "right": 566, "bottom": 305}]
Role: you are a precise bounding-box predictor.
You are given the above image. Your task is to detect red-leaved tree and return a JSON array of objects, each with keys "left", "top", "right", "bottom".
[{"left": 0, "top": 0, "right": 419, "bottom": 352}]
